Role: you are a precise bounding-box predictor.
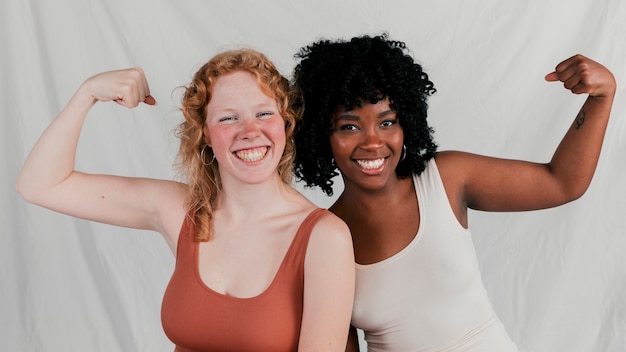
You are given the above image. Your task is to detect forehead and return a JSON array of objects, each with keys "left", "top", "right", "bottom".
[
  {"left": 334, "top": 97, "right": 393, "bottom": 117},
  {"left": 211, "top": 71, "right": 259, "bottom": 96},
  {"left": 208, "top": 71, "right": 277, "bottom": 111}
]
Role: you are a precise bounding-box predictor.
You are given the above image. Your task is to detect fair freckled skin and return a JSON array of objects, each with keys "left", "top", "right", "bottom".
[
  {"left": 16, "top": 61, "right": 355, "bottom": 351},
  {"left": 203, "top": 71, "right": 286, "bottom": 189},
  {"left": 197, "top": 71, "right": 355, "bottom": 351}
]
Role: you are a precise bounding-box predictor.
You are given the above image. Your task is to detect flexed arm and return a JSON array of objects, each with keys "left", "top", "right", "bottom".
[
  {"left": 438, "top": 55, "right": 617, "bottom": 215},
  {"left": 17, "top": 68, "right": 155, "bottom": 198},
  {"left": 542, "top": 54, "right": 616, "bottom": 201},
  {"left": 15, "top": 68, "right": 185, "bottom": 239}
]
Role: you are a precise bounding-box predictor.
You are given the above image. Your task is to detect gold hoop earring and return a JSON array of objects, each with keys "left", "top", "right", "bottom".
[{"left": 200, "top": 145, "right": 215, "bottom": 166}]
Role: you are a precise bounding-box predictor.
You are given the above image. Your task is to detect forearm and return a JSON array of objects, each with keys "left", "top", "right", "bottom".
[
  {"left": 549, "top": 93, "right": 614, "bottom": 199},
  {"left": 16, "top": 86, "right": 97, "bottom": 202}
]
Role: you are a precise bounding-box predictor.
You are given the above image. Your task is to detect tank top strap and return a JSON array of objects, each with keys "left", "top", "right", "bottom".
[{"left": 174, "top": 212, "right": 196, "bottom": 262}]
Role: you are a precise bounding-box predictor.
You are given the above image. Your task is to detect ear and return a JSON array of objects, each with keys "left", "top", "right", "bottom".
[{"left": 203, "top": 124, "right": 212, "bottom": 147}]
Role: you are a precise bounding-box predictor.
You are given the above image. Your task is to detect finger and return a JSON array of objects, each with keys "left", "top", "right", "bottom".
[
  {"left": 114, "top": 84, "right": 142, "bottom": 107},
  {"left": 561, "top": 73, "right": 584, "bottom": 92},
  {"left": 544, "top": 71, "right": 559, "bottom": 82},
  {"left": 133, "top": 69, "right": 156, "bottom": 105},
  {"left": 144, "top": 95, "right": 157, "bottom": 106},
  {"left": 546, "top": 54, "right": 580, "bottom": 83}
]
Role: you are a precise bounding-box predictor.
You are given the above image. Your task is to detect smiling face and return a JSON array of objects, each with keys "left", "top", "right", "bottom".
[
  {"left": 329, "top": 98, "right": 404, "bottom": 193},
  {"left": 203, "top": 70, "right": 286, "bottom": 187}
]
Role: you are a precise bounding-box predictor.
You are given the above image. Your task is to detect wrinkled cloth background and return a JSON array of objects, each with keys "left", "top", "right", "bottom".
[{"left": 2, "top": 1, "right": 625, "bottom": 351}]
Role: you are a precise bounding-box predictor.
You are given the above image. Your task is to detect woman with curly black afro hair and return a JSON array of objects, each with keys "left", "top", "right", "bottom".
[{"left": 292, "top": 34, "right": 616, "bottom": 351}]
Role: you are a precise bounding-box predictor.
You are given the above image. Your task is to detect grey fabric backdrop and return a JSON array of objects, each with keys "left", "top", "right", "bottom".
[{"left": 2, "top": 0, "right": 625, "bottom": 351}]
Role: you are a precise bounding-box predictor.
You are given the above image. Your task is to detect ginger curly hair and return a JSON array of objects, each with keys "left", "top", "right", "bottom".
[{"left": 176, "top": 49, "right": 299, "bottom": 241}]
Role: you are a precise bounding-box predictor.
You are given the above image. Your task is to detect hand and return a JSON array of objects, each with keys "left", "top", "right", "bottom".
[
  {"left": 83, "top": 67, "right": 157, "bottom": 107},
  {"left": 545, "top": 54, "right": 616, "bottom": 98}
]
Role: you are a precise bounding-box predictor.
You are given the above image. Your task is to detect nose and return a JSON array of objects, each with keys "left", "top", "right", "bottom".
[
  {"left": 239, "top": 118, "right": 261, "bottom": 140},
  {"left": 359, "top": 128, "right": 384, "bottom": 150}
]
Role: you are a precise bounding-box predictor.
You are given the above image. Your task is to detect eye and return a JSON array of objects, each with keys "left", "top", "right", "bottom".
[
  {"left": 218, "top": 115, "right": 238, "bottom": 123},
  {"left": 335, "top": 122, "right": 359, "bottom": 131},
  {"left": 256, "top": 111, "right": 275, "bottom": 119},
  {"left": 380, "top": 117, "right": 398, "bottom": 128}
]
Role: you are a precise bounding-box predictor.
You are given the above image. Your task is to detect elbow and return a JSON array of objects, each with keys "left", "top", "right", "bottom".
[
  {"left": 551, "top": 171, "right": 594, "bottom": 205},
  {"left": 15, "top": 176, "right": 44, "bottom": 204},
  {"left": 557, "top": 182, "right": 590, "bottom": 205},
  {"left": 15, "top": 178, "right": 34, "bottom": 203},
  {"left": 567, "top": 187, "right": 588, "bottom": 203},
  {"left": 16, "top": 169, "right": 75, "bottom": 205}
]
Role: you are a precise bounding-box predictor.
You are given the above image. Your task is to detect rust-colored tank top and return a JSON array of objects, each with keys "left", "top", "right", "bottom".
[{"left": 161, "top": 208, "right": 329, "bottom": 352}]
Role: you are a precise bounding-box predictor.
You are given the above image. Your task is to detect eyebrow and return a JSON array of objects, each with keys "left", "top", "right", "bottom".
[{"left": 335, "top": 109, "right": 395, "bottom": 121}]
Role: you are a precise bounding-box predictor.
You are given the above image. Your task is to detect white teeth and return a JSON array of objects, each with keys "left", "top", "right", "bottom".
[
  {"left": 235, "top": 147, "right": 267, "bottom": 162},
  {"left": 356, "top": 158, "right": 384, "bottom": 169}
]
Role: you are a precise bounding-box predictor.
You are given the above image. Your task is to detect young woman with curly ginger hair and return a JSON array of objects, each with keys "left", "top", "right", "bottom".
[{"left": 16, "top": 49, "right": 355, "bottom": 351}]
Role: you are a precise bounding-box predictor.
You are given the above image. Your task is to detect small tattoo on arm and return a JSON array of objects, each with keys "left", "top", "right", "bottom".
[{"left": 575, "top": 110, "right": 586, "bottom": 129}]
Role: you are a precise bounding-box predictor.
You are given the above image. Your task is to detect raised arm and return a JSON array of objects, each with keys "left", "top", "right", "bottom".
[
  {"left": 16, "top": 68, "right": 186, "bottom": 246},
  {"left": 299, "top": 214, "right": 355, "bottom": 351},
  {"left": 437, "top": 54, "right": 616, "bottom": 216},
  {"left": 542, "top": 54, "right": 616, "bottom": 201}
]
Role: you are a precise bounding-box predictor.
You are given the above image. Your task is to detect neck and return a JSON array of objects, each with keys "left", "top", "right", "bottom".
[
  {"left": 218, "top": 173, "right": 298, "bottom": 220},
  {"left": 331, "top": 175, "right": 415, "bottom": 218}
]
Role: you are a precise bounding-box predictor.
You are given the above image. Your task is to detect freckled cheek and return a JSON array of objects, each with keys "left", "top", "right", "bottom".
[
  {"left": 267, "top": 121, "right": 287, "bottom": 146},
  {"left": 205, "top": 126, "right": 233, "bottom": 154}
]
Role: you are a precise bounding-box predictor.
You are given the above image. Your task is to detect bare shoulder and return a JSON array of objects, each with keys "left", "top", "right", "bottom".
[
  {"left": 434, "top": 150, "right": 473, "bottom": 170},
  {"left": 307, "top": 210, "right": 353, "bottom": 256},
  {"left": 434, "top": 151, "right": 469, "bottom": 185},
  {"left": 155, "top": 179, "right": 188, "bottom": 200},
  {"left": 150, "top": 179, "right": 189, "bottom": 249},
  {"left": 311, "top": 210, "right": 351, "bottom": 237},
  {"left": 434, "top": 150, "right": 497, "bottom": 181},
  {"left": 433, "top": 151, "right": 479, "bottom": 226}
]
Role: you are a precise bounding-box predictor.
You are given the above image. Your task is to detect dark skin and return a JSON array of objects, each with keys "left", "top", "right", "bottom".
[
  {"left": 331, "top": 174, "right": 418, "bottom": 265},
  {"left": 335, "top": 55, "right": 615, "bottom": 351}
]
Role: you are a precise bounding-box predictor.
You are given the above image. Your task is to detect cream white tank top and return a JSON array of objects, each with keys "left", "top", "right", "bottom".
[{"left": 351, "top": 159, "right": 519, "bottom": 351}]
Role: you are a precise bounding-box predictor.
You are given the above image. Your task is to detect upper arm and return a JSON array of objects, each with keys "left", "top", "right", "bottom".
[
  {"left": 21, "top": 171, "right": 187, "bottom": 241},
  {"left": 436, "top": 150, "right": 579, "bottom": 213},
  {"left": 298, "top": 213, "right": 355, "bottom": 352}
]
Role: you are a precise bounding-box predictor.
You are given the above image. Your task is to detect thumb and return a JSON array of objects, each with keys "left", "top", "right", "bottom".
[
  {"left": 144, "top": 95, "right": 157, "bottom": 106},
  {"left": 544, "top": 71, "right": 559, "bottom": 82}
]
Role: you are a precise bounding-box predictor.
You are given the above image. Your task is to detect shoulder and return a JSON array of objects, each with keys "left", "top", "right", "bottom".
[
  {"left": 306, "top": 210, "right": 353, "bottom": 261},
  {"left": 434, "top": 150, "right": 469, "bottom": 167},
  {"left": 434, "top": 150, "right": 483, "bottom": 181},
  {"left": 146, "top": 179, "right": 188, "bottom": 214},
  {"left": 310, "top": 210, "right": 351, "bottom": 241},
  {"left": 303, "top": 209, "right": 354, "bottom": 289},
  {"left": 151, "top": 180, "right": 189, "bottom": 249}
]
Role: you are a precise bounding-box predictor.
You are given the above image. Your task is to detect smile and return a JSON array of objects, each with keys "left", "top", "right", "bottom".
[
  {"left": 235, "top": 146, "right": 268, "bottom": 162},
  {"left": 356, "top": 158, "right": 385, "bottom": 170}
]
